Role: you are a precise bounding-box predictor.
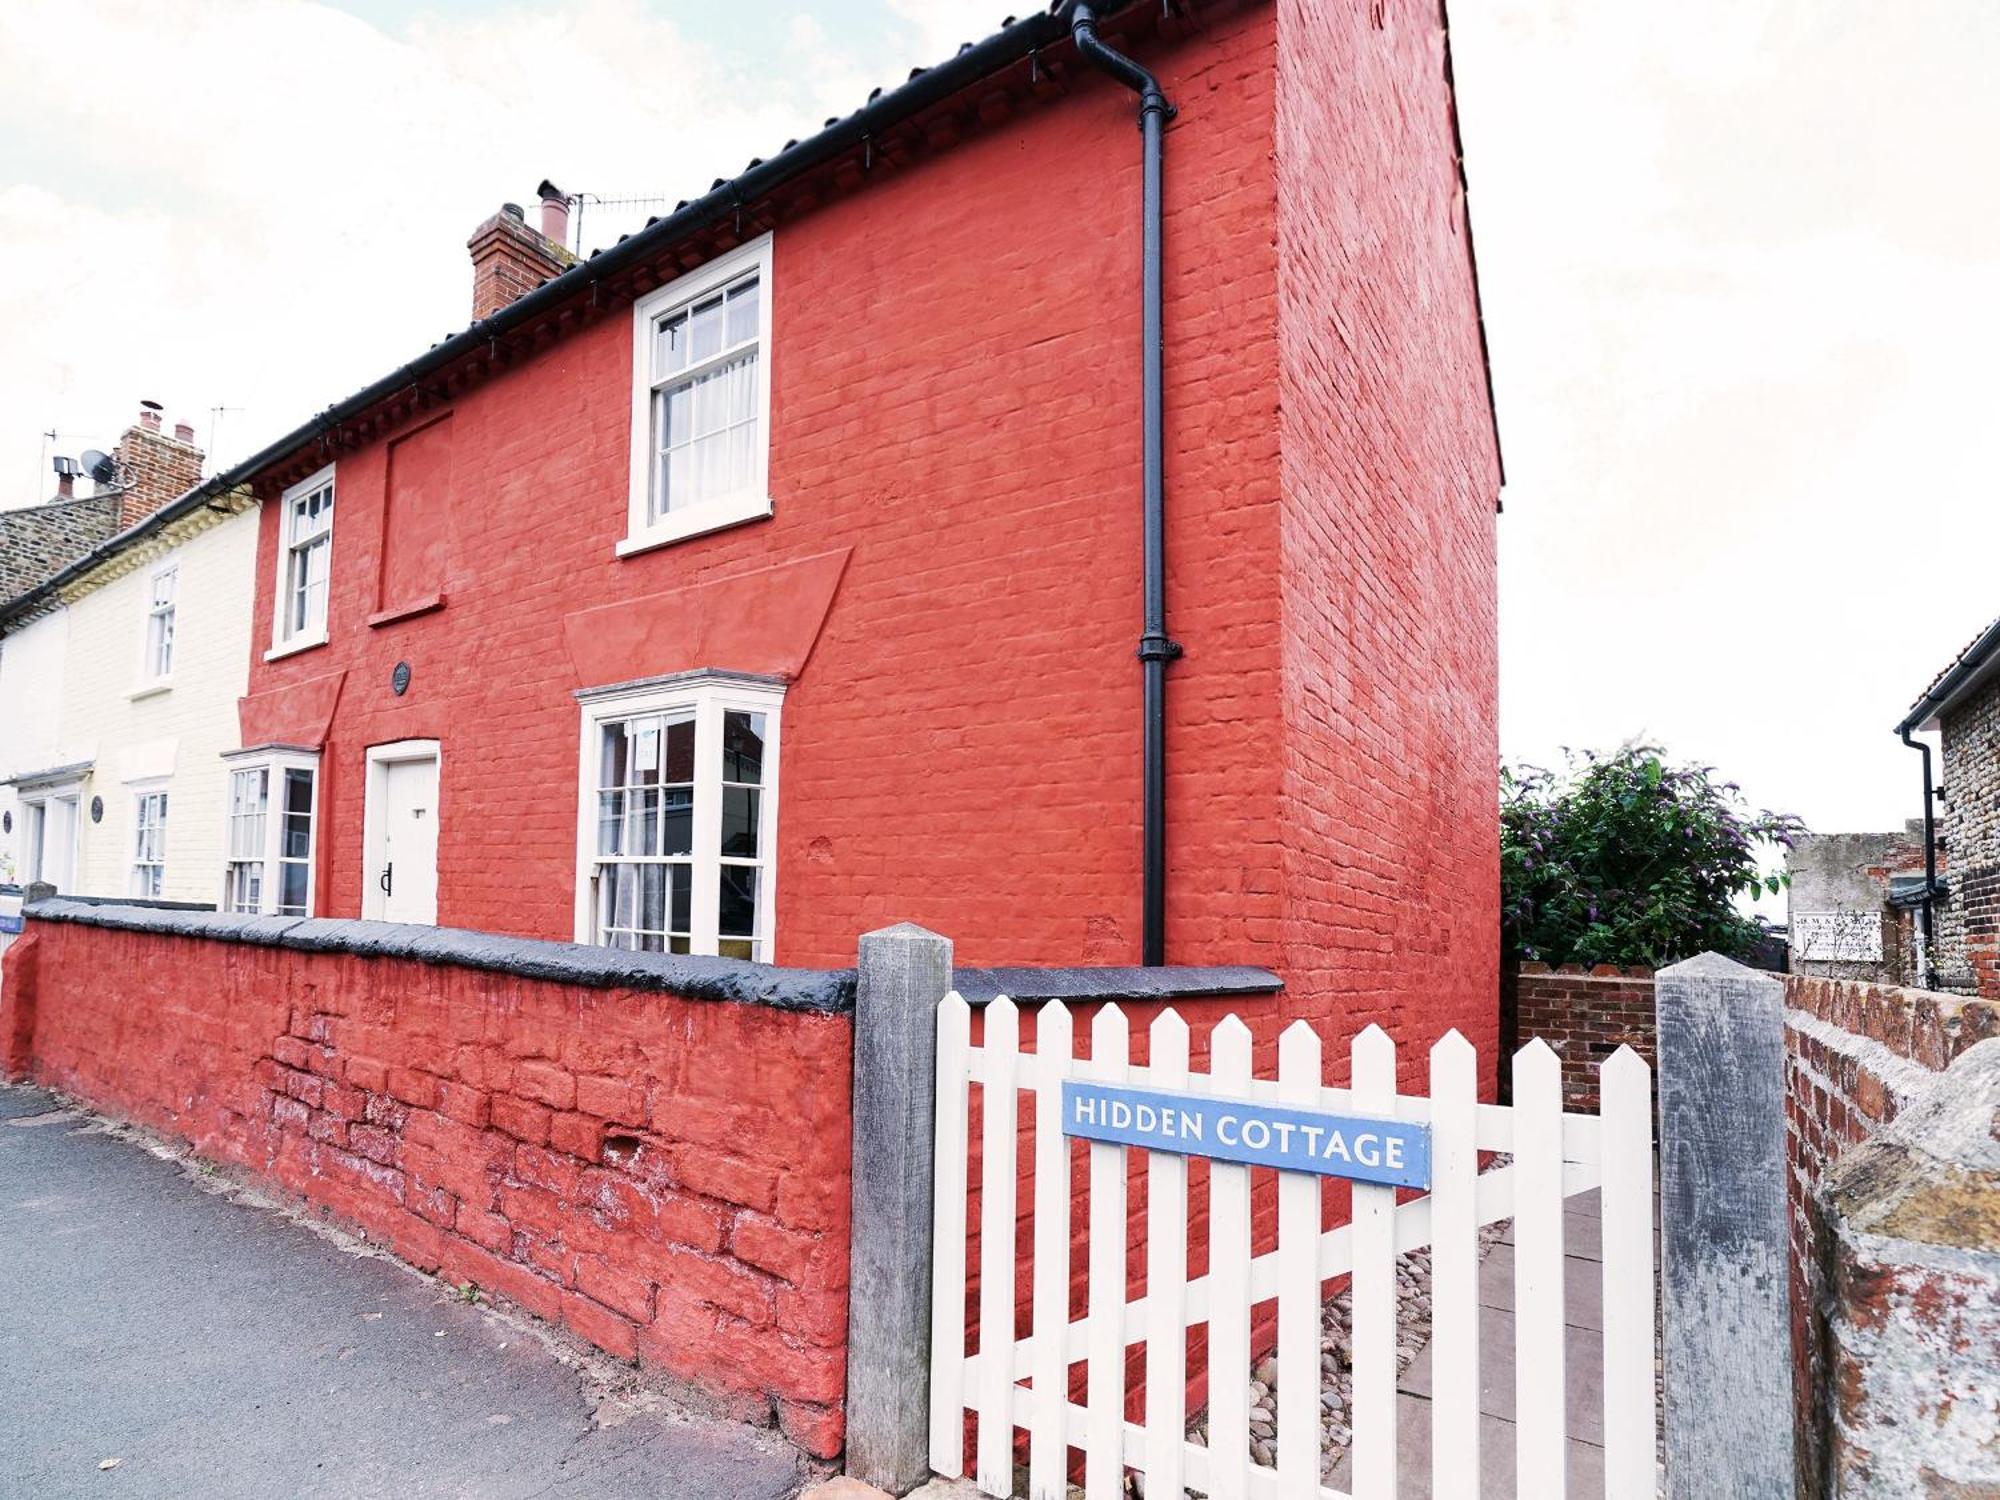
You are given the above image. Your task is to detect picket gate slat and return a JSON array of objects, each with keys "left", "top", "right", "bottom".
[
  {"left": 1427, "top": 1030, "right": 1481, "bottom": 1498},
  {"left": 1084, "top": 1004, "right": 1130, "bottom": 1500},
  {"left": 929, "top": 992, "right": 972, "bottom": 1477},
  {"left": 1029, "top": 1002, "right": 1075, "bottom": 1499},
  {"left": 1205, "top": 1015, "right": 1255, "bottom": 1500},
  {"left": 1144, "top": 1012, "right": 1192, "bottom": 1497},
  {"left": 1276, "top": 1021, "right": 1324, "bottom": 1495},
  {"left": 975, "top": 996, "right": 1021, "bottom": 1495},
  {"left": 1513, "top": 1039, "right": 1569, "bottom": 1499},
  {"left": 1600, "top": 1046, "right": 1657, "bottom": 1499},
  {"left": 1349, "top": 1025, "right": 1399, "bottom": 1500}
]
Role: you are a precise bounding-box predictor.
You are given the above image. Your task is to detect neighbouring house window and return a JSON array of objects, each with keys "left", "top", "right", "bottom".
[
  {"left": 222, "top": 750, "right": 319, "bottom": 915},
  {"left": 623, "top": 235, "right": 773, "bottom": 555},
  {"left": 576, "top": 674, "right": 781, "bottom": 960},
  {"left": 274, "top": 466, "right": 335, "bottom": 650},
  {"left": 145, "top": 565, "right": 177, "bottom": 680},
  {"left": 132, "top": 788, "right": 168, "bottom": 897}
]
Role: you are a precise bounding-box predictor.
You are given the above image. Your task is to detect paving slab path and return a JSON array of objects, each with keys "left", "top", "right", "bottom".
[
  {"left": 0, "top": 1083, "right": 809, "bottom": 1500},
  {"left": 1328, "top": 1184, "right": 1661, "bottom": 1499}
]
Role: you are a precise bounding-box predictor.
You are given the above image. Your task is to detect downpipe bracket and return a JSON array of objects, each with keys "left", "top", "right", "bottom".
[{"left": 1137, "top": 635, "right": 1184, "bottom": 663}]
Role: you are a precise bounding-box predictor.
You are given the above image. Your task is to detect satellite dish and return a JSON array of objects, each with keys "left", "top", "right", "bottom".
[{"left": 81, "top": 449, "right": 118, "bottom": 485}]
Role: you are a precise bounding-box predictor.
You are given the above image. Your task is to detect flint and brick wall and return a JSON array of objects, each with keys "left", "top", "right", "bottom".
[
  {"left": 1504, "top": 962, "right": 1655, "bottom": 1110},
  {"left": 0, "top": 905, "right": 856, "bottom": 1458},
  {"left": 1936, "top": 671, "right": 2000, "bottom": 998},
  {"left": 1782, "top": 973, "right": 2000, "bottom": 1495}
]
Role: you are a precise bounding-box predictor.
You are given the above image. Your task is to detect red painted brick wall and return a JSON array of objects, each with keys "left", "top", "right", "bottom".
[
  {"left": 1507, "top": 963, "right": 1657, "bottom": 1111},
  {"left": 3, "top": 920, "right": 854, "bottom": 1458},
  {"left": 1782, "top": 974, "right": 2000, "bottom": 1496},
  {"left": 1272, "top": 0, "right": 1503, "bottom": 1098},
  {"left": 237, "top": 0, "right": 1500, "bottom": 1059}
]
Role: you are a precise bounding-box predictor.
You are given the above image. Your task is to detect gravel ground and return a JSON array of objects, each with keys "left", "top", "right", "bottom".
[{"left": 1187, "top": 1229, "right": 1506, "bottom": 1482}]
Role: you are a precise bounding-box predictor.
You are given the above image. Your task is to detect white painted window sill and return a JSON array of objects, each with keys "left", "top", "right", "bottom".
[
  {"left": 264, "top": 631, "right": 329, "bottom": 663},
  {"left": 616, "top": 496, "right": 774, "bottom": 559},
  {"left": 126, "top": 680, "right": 172, "bottom": 702}
]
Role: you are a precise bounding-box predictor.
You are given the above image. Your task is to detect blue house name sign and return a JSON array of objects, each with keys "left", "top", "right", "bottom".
[{"left": 1061, "top": 1081, "right": 1431, "bottom": 1191}]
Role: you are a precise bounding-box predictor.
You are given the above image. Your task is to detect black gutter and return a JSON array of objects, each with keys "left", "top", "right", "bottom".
[
  {"left": 1069, "top": 0, "right": 1181, "bottom": 967},
  {"left": 0, "top": 3, "right": 1134, "bottom": 634},
  {"left": 1898, "top": 726, "right": 1943, "bottom": 988}
]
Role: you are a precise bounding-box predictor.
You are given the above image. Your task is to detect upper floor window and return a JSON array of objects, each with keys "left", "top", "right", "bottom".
[
  {"left": 623, "top": 235, "right": 773, "bottom": 556},
  {"left": 575, "top": 673, "right": 781, "bottom": 960},
  {"left": 272, "top": 466, "right": 335, "bottom": 654},
  {"left": 132, "top": 787, "right": 168, "bottom": 898},
  {"left": 222, "top": 749, "right": 319, "bottom": 916},
  {"left": 144, "top": 565, "right": 177, "bottom": 681}
]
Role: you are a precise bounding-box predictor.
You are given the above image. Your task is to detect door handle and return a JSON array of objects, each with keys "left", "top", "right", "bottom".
[{"left": 379, "top": 862, "right": 393, "bottom": 897}]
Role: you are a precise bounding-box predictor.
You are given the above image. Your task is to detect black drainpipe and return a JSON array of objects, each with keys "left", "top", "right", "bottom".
[
  {"left": 1068, "top": 1, "right": 1181, "bottom": 966},
  {"left": 1900, "top": 726, "right": 1943, "bottom": 987}
]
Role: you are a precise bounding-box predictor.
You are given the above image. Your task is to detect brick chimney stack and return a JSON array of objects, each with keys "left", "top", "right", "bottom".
[
  {"left": 111, "top": 402, "right": 205, "bottom": 529},
  {"left": 468, "top": 186, "right": 576, "bottom": 321}
]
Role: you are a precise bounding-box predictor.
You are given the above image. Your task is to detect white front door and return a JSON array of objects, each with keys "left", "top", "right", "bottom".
[
  {"left": 366, "top": 749, "right": 439, "bottom": 925},
  {"left": 28, "top": 795, "right": 79, "bottom": 892}
]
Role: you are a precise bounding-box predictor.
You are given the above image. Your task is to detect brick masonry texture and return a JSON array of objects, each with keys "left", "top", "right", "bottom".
[
  {"left": 1781, "top": 972, "right": 2000, "bottom": 1496},
  {"left": 235, "top": 0, "right": 1500, "bottom": 1080},
  {"left": 1936, "top": 671, "right": 2000, "bottom": 997},
  {"left": 1504, "top": 962, "right": 1656, "bottom": 1111},
  {"left": 0, "top": 917, "right": 856, "bottom": 1457}
]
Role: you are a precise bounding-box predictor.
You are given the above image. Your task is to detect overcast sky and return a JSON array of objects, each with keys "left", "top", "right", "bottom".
[{"left": 4, "top": 1, "right": 1994, "bottom": 858}]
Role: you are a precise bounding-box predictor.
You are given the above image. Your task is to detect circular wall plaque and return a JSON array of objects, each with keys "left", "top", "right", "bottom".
[
  {"left": 90, "top": 796, "right": 104, "bottom": 824},
  {"left": 392, "top": 661, "right": 412, "bottom": 696}
]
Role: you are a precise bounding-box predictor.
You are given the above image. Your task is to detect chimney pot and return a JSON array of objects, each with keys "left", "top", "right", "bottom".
[
  {"left": 502, "top": 202, "right": 525, "bottom": 221},
  {"left": 139, "top": 407, "right": 162, "bottom": 432},
  {"left": 174, "top": 421, "right": 195, "bottom": 443},
  {"left": 537, "top": 180, "right": 570, "bottom": 249}
]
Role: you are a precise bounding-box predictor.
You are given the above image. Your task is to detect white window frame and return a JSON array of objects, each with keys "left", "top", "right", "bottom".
[
  {"left": 220, "top": 747, "right": 321, "bottom": 916},
  {"left": 138, "top": 560, "right": 177, "bottom": 690},
  {"left": 621, "top": 234, "right": 774, "bottom": 557},
  {"left": 573, "top": 671, "right": 782, "bottom": 961},
  {"left": 268, "top": 464, "right": 336, "bottom": 659},
  {"left": 130, "top": 781, "right": 169, "bottom": 898}
]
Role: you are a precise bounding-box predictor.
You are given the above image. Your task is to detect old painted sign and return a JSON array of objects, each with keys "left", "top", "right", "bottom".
[{"left": 1061, "top": 1081, "right": 1430, "bottom": 1190}]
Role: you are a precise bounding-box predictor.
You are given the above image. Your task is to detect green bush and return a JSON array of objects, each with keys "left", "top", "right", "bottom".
[{"left": 1501, "top": 744, "right": 1802, "bottom": 968}]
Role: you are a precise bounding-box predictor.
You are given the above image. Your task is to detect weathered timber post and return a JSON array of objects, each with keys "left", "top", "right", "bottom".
[
  {"left": 1655, "top": 952, "right": 1797, "bottom": 1499},
  {"left": 845, "top": 922, "right": 954, "bottom": 1493},
  {"left": 1820, "top": 1037, "right": 2000, "bottom": 1494}
]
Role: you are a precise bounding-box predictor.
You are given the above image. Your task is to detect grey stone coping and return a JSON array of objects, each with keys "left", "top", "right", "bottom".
[
  {"left": 21, "top": 897, "right": 1284, "bottom": 1017},
  {"left": 21, "top": 897, "right": 856, "bottom": 1015},
  {"left": 951, "top": 965, "right": 1283, "bottom": 1005}
]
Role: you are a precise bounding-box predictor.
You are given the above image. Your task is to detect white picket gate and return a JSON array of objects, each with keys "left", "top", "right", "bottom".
[{"left": 927, "top": 998, "right": 1657, "bottom": 1500}]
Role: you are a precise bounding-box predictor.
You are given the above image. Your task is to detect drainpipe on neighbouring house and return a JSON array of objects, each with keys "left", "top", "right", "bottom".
[
  {"left": 1899, "top": 725, "right": 1943, "bottom": 989},
  {"left": 1067, "top": 1, "right": 1180, "bottom": 966}
]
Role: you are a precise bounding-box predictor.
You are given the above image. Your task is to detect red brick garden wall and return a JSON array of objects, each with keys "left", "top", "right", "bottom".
[
  {"left": 1782, "top": 973, "right": 2000, "bottom": 1496},
  {"left": 0, "top": 918, "right": 854, "bottom": 1458},
  {"left": 1506, "top": 963, "right": 1657, "bottom": 1111}
]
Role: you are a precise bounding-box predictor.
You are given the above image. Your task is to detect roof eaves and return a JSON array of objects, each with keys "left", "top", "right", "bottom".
[{"left": 1897, "top": 613, "right": 2000, "bottom": 735}]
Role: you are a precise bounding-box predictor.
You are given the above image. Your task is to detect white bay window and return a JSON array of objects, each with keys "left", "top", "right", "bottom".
[
  {"left": 131, "top": 786, "right": 168, "bottom": 898},
  {"left": 575, "top": 674, "right": 780, "bottom": 960},
  {"left": 222, "top": 748, "right": 319, "bottom": 916},
  {"left": 622, "top": 235, "right": 773, "bottom": 555}
]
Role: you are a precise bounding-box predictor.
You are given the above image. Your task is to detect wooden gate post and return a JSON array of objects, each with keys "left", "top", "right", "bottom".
[
  {"left": 845, "top": 922, "right": 954, "bottom": 1493},
  {"left": 1655, "top": 952, "right": 1797, "bottom": 1498}
]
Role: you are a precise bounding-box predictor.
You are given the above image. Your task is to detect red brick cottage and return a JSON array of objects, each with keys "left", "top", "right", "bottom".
[{"left": 211, "top": 0, "right": 1500, "bottom": 1071}]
